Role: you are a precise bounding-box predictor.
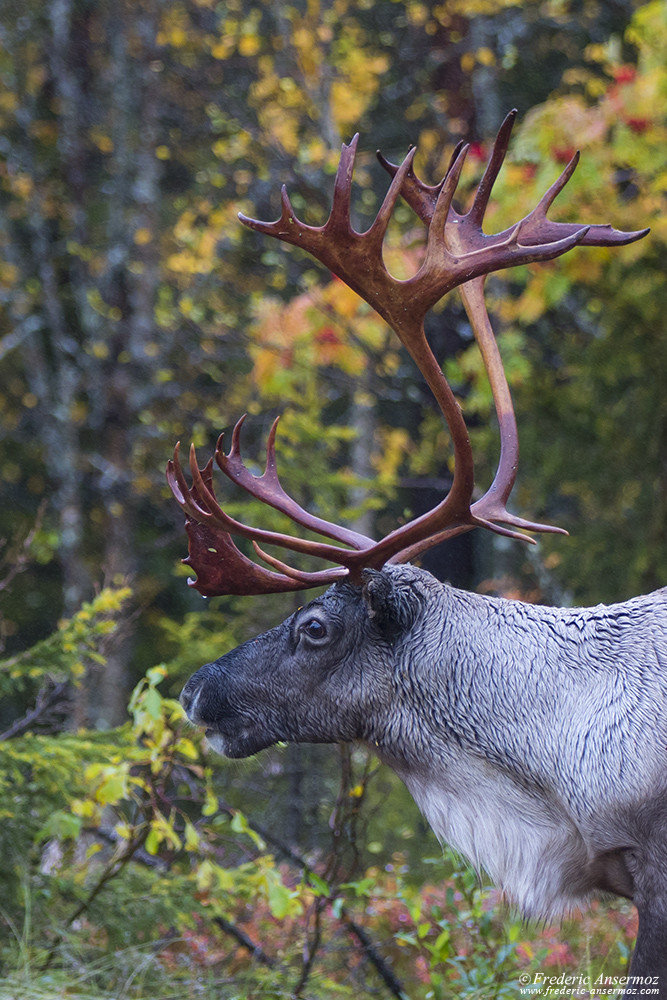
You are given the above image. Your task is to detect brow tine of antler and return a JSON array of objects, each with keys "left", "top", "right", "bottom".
[
  {"left": 184, "top": 442, "right": 367, "bottom": 565},
  {"left": 168, "top": 449, "right": 314, "bottom": 594},
  {"left": 183, "top": 520, "right": 317, "bottom": 595},
  {"left": 168, "top": 446, "right": 352, "bottom": 594},
  {"left": 215, "top": 416, "right": 373, "bottom": 550},
  {"left": 389, "top": 511, "right": 555, "bottom": 566}
]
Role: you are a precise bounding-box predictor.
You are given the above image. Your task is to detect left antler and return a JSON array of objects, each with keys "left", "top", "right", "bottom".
[{"left": 168, "top": 110, "right": 648, "bottom": 596}]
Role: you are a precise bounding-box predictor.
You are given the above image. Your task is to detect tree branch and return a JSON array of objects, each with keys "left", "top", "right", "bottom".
[
  {"left": 213, "top": 916, "right": 276, "bottom": 968},
  {"left": 0, "top": 680, "right": 70, "bottom": 742},
  {"left": 343, "top": 909, "right": 410, "bottom": 1000}
]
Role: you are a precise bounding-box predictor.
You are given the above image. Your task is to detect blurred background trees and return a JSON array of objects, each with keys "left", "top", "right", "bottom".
[{"left": 1, "top": 0, "right": 665, "bottom": 995}]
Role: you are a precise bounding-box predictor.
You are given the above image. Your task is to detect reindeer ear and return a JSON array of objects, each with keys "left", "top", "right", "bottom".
[{"left": 361, "top": 569, "right": 418, "bottom": 635}]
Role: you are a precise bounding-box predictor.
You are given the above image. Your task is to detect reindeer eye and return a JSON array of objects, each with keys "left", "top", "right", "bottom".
[{"left": 302, "top": 618, "right": 327, "bottom": 640}]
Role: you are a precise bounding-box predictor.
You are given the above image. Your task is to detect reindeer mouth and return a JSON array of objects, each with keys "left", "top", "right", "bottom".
[
  {"left": 203, "top": 724, "right": 274, "bottom": 760},
  {"left": 203, "top": 729, "right": 236, "bottom": 757}
]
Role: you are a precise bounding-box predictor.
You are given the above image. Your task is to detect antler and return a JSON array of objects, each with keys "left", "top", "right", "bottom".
[
  {"left": 168, "top": 110, "right": 648, "bottom": 595},
  {"left": 374, "top": 109, "right": 649, "bottom": 559}
]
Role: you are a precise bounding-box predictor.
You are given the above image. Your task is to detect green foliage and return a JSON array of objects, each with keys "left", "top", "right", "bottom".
[{"left": 0, "top": 588, "right": 131, "bottom": 699}]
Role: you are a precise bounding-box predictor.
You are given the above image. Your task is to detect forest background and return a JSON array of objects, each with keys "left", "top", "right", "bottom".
[{"left": 1, "top": 0, "right": 666, "bottom": 997}]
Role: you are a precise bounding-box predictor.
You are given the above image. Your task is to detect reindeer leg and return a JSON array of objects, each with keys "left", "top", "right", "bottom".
[
  {"left": 627, "top": 838, "right": 667, "bottom": 993},
  {"left": 628, "top": 900, "right": 667, "bottom": 993}
]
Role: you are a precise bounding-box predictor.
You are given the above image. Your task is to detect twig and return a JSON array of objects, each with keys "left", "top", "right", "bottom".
[
  {"left": 41, "top": 749, "right": 177, "bottom": 970},
  {"left": 96, "top": 826, "right": 169, "bottom": 871},
  {"left": 0, "top": 680, "right": 70, "bottom": 742},
  {"left": 343, "top": 910, "right": 410, "bottom": 1000},
  {"left": 291, "top": 745, "right": 395, "bottom": 998},
  {"left": 40, "top": 820, "right": 152, "bottom": 971},
  {"left": 213, "top": 916, "right": 275, "bottom": 968},
  {"left": 0, "top": 500, "right": 46, "bottom": 594}
]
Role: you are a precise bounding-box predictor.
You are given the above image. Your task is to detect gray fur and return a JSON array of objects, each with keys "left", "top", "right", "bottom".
[{"left": 181, "top": 563, "right": 667, "bottom": 973}]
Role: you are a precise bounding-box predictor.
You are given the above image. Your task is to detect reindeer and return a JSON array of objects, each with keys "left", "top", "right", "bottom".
[{"left": 169, "top": 112, "right": 667, "bottom": 983}]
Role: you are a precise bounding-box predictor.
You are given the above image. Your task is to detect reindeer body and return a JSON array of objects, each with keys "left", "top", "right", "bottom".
[
  {"left": 366, "top": 568, "right": 667, "bottom": 921},
  {"left": 182, "top": 564, "right": 667, "bottom": 942}
]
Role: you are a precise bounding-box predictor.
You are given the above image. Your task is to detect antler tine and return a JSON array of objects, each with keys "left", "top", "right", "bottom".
[
  {"left": 365, "top": 145, "right": 419, "bottom": 253},
  {"left": 215, "top": 415, "right": 372, "bottom": 550},
  {"left": 171, "top": 441, "right": 368, "bottom": 594},
  {"left": 182, "top": 520, "right": 314, "bottom": 596},
  {"left": 378, "top": 114, "right": 648, "bottom": 251},
  {"left": 167, "top": 443, "right": 218, "bottom": 523},
  {"left": 467, "top": 109, "right": 516, "bottom": 227},
  {"left": 251, "top": 541, "right": 348, "bottom": 584},
  {"left": 166, "top": 441, "right": 194, "bottom": 509},
  {"left": 517, "top": 151, "right": 649, "bottom": 247},
  {"left": 185, "top": 439, "right": 367, "bottom": 565},
  {"left": 330, "top": 132, "right": 359, "bottom": 231},
  {"left": 376, "top": 138, "right": 466, "bottom": 219},
  {"left": 167, "top": 445, "right": 319, "bottom": 595},
  {"left": 531, "top": 150, "right": 581, "bottom": 223},
  {"left": 421, "top": 144, "right": 471, "bottom": 281},
  {"left": 238, "top": 134, "right": 361, "bottom": 251}
]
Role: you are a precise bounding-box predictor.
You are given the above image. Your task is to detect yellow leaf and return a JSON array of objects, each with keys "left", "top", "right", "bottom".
[
  {"left": 184, "top": 821, "right": 200, "bottom": 851},
  {"left": 476, "top": 46, "right": 495, "bottom": 66},
  {"left": 202, "top": 785, "right": 218, "bottom": 816},
  {"left": 174, "top": 736, "right": 199, "bottom": 760},
  {"left": 71, "top": 798, "right": 96, "bottom": 818},
  {"left": 460, "top": 52, "right": 475, "bottom": 73},
  {"left": 238, "top": 33, "right": 260, "bottom": 57}
]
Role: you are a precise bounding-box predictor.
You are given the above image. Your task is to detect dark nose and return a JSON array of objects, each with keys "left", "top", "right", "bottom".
[{"left": 178, "top": 663, "right": 222, "bottom": 726}]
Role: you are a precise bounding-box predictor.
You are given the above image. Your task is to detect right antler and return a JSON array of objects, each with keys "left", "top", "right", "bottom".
[{"left": 168, "top": 110, "right": 648, "bottom": 595}]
